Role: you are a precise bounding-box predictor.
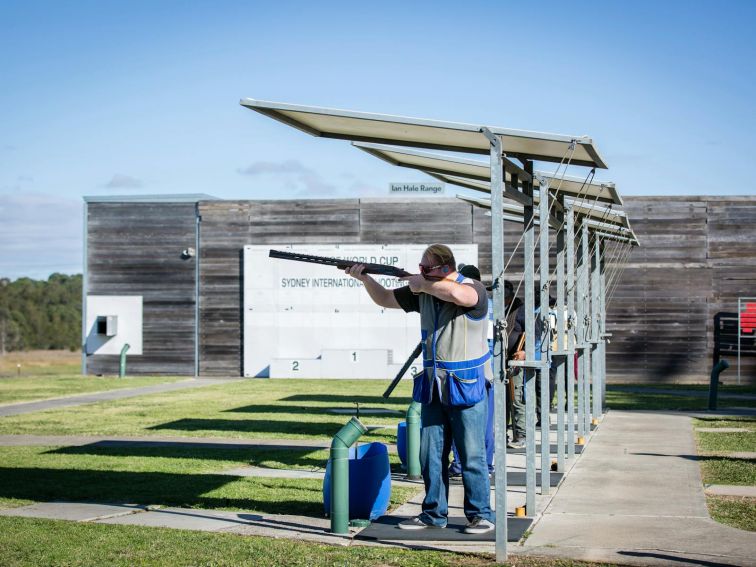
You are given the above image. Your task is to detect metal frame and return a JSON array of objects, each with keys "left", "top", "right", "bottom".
[
  {"left": 239, "top": 97, "right": 642, "bottom": 563},
  {"left": 241, "top": 99, "right": 608, "bottom": 167}
]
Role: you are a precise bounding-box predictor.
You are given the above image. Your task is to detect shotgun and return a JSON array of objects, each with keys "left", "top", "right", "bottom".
[
  {"left": 383, "top": 341, "right": 423, "bottom": 399},
  {"left": 269, "top": 250, "right": 412, "bottom": 277}
]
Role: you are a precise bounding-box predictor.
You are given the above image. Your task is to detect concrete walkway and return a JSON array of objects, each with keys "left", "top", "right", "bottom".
[
  {"left": 521, "top": 410, "right": 756, "bottom": 567},
  {"left": 0, "top": 378, "right": 240, "bottom": 417}
]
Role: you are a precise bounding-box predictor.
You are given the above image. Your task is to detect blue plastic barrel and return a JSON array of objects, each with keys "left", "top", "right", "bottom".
[
  {"left": 323, "top": 442, "right": 391, "bottom": 520},
  {"left": 396, "top": 421, "right": 407, "bottom": 468}
]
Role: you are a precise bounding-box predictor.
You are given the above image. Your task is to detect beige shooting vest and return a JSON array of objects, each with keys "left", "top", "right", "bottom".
[{"left": 413, "top": 274, "right": 492, "bottom": 406}]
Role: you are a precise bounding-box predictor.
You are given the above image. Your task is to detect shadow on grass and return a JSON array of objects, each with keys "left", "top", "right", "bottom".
[
  {"left": 146, "top": 418, "right": 395, "bottom": 439},
  {"left": 281, "top": 394, "right": 411, "bottom": 405},
  {"left": 45, "top": 443, "right": 329, "bottom": 468},
  {"left": 223, "top": 404, "right": 402, "bottom": 415},
  {"left": 45, "top": 443, "right": 405, "bottom": 474},
  {"left": 694, "top": 415, "right": 756, "bottom": 424},
  {"left": 0, "top": 467, "right": 325, "bottom": 516}
]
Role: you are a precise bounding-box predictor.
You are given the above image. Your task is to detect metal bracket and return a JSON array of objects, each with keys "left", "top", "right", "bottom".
[
  {"left": 480, "top": 127, "right": 502, "bottom": 149},
  {"left": 508, "top": 360, "right": 549, "bottom": 369}
]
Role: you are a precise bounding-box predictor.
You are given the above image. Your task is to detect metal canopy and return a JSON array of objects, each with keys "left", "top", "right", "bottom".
[
  {"left": 457, "top": 193, "right": 634, "bottom": 239},
  {"left": 352, "top": 142, "right": 620, "bottom": 205},
  {"left": 241, "top": 98, "right": 608, "bottom": 168}
]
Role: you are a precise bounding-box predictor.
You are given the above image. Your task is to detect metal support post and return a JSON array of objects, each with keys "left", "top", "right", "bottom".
[
  {"left": 538, "top": 177, "right": 551, "bottom": 495},
  {"left": 523, "top": 162, "right": 537, "bottom": 515},
  {"left": 591, "top": 238, "right": 601, "bottom": 419},
  {"left": 483, "top": 128, "right": 508, "bottom": 561},
  {"left": 554, "top": 195, "right": 566, "bottom": 471},
  {"left": 566, "top": 207, "right": 576, "bottom": 459},
  {"left": 574, "top": 225, "right": 586, "bottom": 439},
  {"left": 600, "top": 252, "right": 608, "bottom": 409},
  {"left": 581, "top": 224, "right": 592, "bottom": 435}
]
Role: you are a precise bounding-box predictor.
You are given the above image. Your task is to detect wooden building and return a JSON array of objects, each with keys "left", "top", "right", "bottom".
[{"left": 83, "top": 194, "right": 756, "bottom": 383}]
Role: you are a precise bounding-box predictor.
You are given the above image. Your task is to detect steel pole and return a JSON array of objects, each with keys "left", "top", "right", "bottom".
[
  {"left": 555, "top": 195, "right": 566, "bottom": 472},
  {"left": 538, "top": 177, "right": 551, "bottom": 495},
  {"left": 485, "top": 130, "right": 508, "bottom": 561},
  {"left": 581, "top": 224, "right": 592, "bottom": 435},
  {"left": 523, "top": 162, "right": 537, "bottom": 515},
  {"left": 566, "top": 207, "right": 576, "bottom": 459}
]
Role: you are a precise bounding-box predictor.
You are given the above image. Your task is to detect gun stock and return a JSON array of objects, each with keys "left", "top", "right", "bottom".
[
  {"left": 269, "top": 249, "right": 412, "bottom": 277},
  {"left": 383, "top": 341, "right": 423, "bottom": 399}
]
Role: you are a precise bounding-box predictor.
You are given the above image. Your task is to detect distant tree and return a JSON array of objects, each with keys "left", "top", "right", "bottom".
[{"left": 0, "top": 274, "right": 81, "bottom": 352}]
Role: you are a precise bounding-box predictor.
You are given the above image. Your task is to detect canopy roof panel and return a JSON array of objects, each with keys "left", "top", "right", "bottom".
[
  {"left": 353, "top": 142, "right": 621, "bottom": 205},
  {"left": 241, "top": 98, "right": 608, "bottom": 168},
  {"left": 457, "top": 192, "right": 631, "bottom": 232}
]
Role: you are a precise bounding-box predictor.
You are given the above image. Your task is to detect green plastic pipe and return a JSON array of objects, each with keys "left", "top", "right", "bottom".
[
  {"left": 708, "top": 358, "right": 729, "bottom": 411},
  {"left": 406, "top": 401, "right": 422, "bottom": 480},
  {"left": 119, "top": 343, "right": 130, "bottom": 378},
  {"left": 330, "top": 416, "right": 367, "bottom": 534}
]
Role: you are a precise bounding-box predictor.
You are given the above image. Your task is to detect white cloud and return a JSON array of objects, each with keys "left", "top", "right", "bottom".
[
  {"left": 238, "top": 159, "right": 337, "bottom": 196},
  {"left": 0, "top": 192, "right": 82, "bottom": 280},
  {"left": 103, "top": 174, "right": 144, "bottom": 189}
]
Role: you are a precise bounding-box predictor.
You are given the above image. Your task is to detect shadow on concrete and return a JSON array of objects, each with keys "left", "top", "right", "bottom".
[{"left": 618, "top": 550, "right": 739, "bottom": 567}]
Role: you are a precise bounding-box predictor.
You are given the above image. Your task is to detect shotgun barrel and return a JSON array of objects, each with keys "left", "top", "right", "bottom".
[{"left": 269, "top": 249, "right": 412, "bottom": 277}]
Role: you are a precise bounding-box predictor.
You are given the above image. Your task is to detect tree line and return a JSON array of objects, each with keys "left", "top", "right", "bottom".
[{"left": 0, "top": 274, "right": 82, "bottom": 353}]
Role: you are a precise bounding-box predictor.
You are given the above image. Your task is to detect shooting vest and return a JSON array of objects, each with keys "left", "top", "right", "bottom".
[{"left": 413, "top": 274, "right": 492, "bottom": 406}]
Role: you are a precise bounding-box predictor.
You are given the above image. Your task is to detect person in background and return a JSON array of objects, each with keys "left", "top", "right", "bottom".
[
  {"left": 448, "top": 264, "right": 494, "bottom": 479},
  {"left": 504, "top": 281, "right": 526, "bottom": 449}
]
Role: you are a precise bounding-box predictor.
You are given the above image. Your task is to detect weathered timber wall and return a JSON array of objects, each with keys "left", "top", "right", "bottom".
[
  {"left": 87, "top": 195, "right": 755, "bottom": 383},
  {"left": 86, "top": 202, "right": 197, "bottom": 375},
  {"left": 606, "top": 197, "right": 756, "bottom": 383}
]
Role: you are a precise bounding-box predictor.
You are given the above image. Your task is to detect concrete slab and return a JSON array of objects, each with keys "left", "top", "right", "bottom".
[
  {"left": 705, "top": 484, "right": 756, "bottom": 497},
  {"left": 223, "top": 513, "right": 353, "bottom": 545},
  {"left": 96, "top": 507, "right": 252, "bottom": 531},
  {"left": 521, "top": 410, "right": 756, "bottom": 567},
  {"left": 0, "top": 502, "right": 147, "bottom": 521}
]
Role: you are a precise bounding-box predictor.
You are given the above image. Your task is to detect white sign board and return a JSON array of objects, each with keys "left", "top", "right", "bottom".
[
  {"left": 243, "top": 244, "right": 478, "bottom": 378},
  {"left": 85, "top": 295, "right": 143, "bottom": 355},
  {"left": 389, "top": 182, "right": 445, "bottom": 195}
]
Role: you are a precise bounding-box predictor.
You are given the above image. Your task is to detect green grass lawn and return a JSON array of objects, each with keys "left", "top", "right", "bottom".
[
  {"left": 0, "top": 378, "right": 413, "bottom": 442},
  {"left": 605, "top": 384, "right": 756, "bottom": 411},
  {"left": 693, "top": 416, "right": 756, "bottom": 429},
  {"left": 0, "top": 374, "right": 184, "bottom": 405},
  {"left": 692, "top": 417, "right": 756, "bottom": 531},
  {"left": 0, "top": 516, "right": 617, "bottom": 567},
  {"left": 0, "top": 445, "right": 418, "bottom": 516},
  {"left": 706, "top": 496, "right": 756, "bottom": 533}
]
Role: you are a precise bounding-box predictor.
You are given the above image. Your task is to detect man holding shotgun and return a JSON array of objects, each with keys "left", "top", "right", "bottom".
[{"left": 345, "top": 243, "right": 494, "bottom": 534}]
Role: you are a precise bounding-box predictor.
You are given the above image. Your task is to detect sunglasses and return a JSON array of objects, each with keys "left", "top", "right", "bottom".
[{"left": 419, "top": 263, "right": 444, "bottom": 275}]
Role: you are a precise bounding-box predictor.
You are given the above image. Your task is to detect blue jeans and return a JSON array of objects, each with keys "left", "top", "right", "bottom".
[
  {"left": 450, "top": 381, "right": 495, "bottom": 474},
  {"left": 418, "top": 390, "right": 494, "bottom": 526}
]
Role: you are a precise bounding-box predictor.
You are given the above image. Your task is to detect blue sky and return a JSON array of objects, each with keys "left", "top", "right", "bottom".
[{"left": 1, "top": 0, "right": 754, "bottom": 279}]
